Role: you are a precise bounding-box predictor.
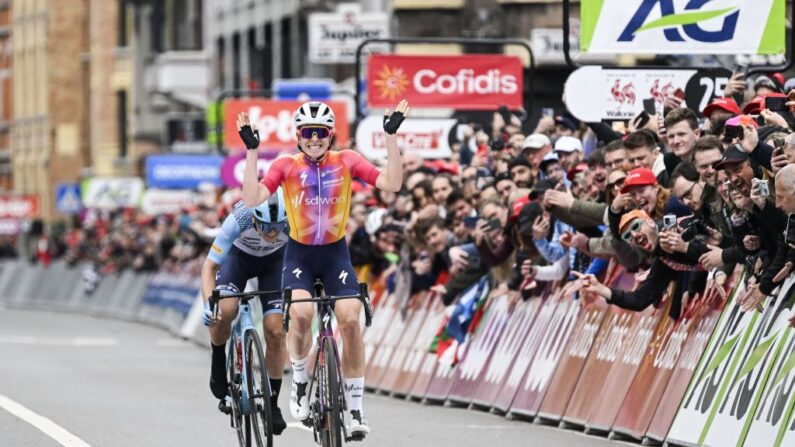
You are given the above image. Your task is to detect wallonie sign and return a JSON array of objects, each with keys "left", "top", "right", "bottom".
[
  {"left": 367, "top": 54, "right": 523, "bottom": 110},
  {"left": 581, "top": 0, "right": 785, "bottom": 55}
]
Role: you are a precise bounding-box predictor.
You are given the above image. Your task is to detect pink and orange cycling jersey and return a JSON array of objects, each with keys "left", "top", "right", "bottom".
[{"left": 261, "top": 150, "right": 381, "bottom": 245}]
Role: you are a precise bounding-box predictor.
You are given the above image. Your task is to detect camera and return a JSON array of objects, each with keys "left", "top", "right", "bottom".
[
  {"left": 680, "top": 217, "right": 709, "bottom": 242},
  {"left": 679, "top": 217, "right": 710, "bottom": 242},
  {"left": 490, "top": 137, "right": 505, "bottom": 151},
  {"left": 752, "top": 178, "right": 769, "bottom": 198},
  {"left": 663, "top": 214, "right": 677, "bottom": 230}
]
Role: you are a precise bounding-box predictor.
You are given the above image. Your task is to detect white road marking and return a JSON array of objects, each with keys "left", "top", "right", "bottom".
[
  {"left": 0, "top": 394, "right": 92, "bottom": 447},
  {"left": 286, "top": 421, "right": 313, "bottom": 432},
  {"left": 0, "top": 336, "right": 117, "bottom": 346},
  {"left": 154, "top": 338, "right": 192, "bottom": 347}
]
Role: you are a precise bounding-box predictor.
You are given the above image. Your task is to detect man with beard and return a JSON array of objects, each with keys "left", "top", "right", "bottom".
[
  {"left": 509, "top": 157, "right": 534, "bottom": 188},
  {"left": 575, "top": 209, "right": 705, "bottom": 320}
]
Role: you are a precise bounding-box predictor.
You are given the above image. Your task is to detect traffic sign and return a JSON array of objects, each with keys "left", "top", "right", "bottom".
[
  {"left": 272, "top": 78, "right": 334, "bottom": 101},
  {"left": 55, "top": 183, "right": 83, "bottom": 215}
]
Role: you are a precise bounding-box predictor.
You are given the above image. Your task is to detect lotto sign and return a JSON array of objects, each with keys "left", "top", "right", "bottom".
[
  {"left": 0, "top": 195, "right": 39, "bottom": 219},
  {"left": 223, "top": 100, "right": 349, "bottom": 152},
  {"left": 355, "top": 116, "right": 455, "bottom": 160},
  {"left": 366, "top": 54, "right": 523, "bottom": 110},
  {"left": 581, "top": 0, "right": 785, "bottom": 55}
]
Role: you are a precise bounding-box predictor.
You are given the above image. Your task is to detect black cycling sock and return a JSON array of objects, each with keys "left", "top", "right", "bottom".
[
  {"left": 210, "top": 343, "right": 228, "bottom": 399},
  {"left": 269, "top": 378, "right": 282, "bottom": 407}
]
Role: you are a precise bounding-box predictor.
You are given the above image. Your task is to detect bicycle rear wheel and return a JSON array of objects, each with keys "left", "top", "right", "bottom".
[
  {"left": 320, "top": 339, "right": 344, "bottom": 447},
  {"left": 245, "top": 330, "right": 274, "bottom": 447},
  {"left": 228, "top": 337, "right": 251, "bottom": 447}
]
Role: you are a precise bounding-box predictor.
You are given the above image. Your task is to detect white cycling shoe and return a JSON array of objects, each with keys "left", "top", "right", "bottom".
[
  {"left": 348, "top": 410, "right": 370, "bottom": 439},
  {"left": 290, "top": 380, "right": 310, "bottom": 421}
]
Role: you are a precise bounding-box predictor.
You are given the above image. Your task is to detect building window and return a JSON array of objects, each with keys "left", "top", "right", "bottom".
[
  {"left": 151, "top": 0, "right": 164, "bottom": 52},
  {"left": 117, "top": 91, "right": 128, "bottom": 159},
  {"left": 280, "top": 17, "right": 291, "bottom": 78},
  {"left": 118, "top": 0, "right": 128, "bottom": 47}
]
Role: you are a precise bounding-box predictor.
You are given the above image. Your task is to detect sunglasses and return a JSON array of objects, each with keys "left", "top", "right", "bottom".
[
  {"left": 608, "top": 178, "right": 626, "bottom": 189},
  {"left": 298, "top": 126, "right": 331, "bottom": 139},
  {"left": 254, "top": 220, "right": 288, "bottom": 234},
  {"left": 621, "top": 219, "right": 643, "bottom": 241}
]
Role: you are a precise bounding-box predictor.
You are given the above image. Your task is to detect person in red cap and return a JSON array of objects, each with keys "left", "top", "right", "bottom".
[
  {"left": 702, "top": 97, "right": 740, "bottom": 136},
  {"left": 612, "top": 167, "right": 689, "bottom": 221}
]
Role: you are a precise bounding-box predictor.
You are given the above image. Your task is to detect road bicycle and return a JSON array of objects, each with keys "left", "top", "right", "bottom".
[
  {"left": 282, "top": 279, "right": 373, "bottom": 446},
  {"left": 210, "top": 289, "right": 277, "bottom": 447}
]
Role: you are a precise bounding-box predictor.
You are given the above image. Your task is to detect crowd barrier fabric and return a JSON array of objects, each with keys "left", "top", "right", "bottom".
[{"left": 391, "top": 293, "right": 445, "bottom": 397}]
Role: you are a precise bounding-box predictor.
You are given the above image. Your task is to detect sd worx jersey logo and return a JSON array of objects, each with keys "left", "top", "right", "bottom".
[{"left": 619, "top": 0, "right": 739, "bottom": 43}]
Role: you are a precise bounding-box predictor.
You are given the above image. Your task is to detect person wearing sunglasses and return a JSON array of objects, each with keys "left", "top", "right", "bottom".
[
  {"left": 576, "top": 208, "right": 705, "bottom": 320},
  {"left": 200, "top": 188, "right": 290, "bottom": 435},
  {"left": 238, "top": 99, "right": 410, "bottom": 438}
]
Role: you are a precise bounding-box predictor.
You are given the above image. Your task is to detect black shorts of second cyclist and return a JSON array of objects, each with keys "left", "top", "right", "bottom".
[
  {"left": 215, "top": 245, "right": 285, "bottom": 315},
  {"left": 282, "top": 238, "right": 359, "bottom": 297}
]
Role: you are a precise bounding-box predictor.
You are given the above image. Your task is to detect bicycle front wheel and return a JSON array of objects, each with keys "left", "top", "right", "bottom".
[
  {"left": 320, "top": 340, "right": 344, "bottom": 447},
  {"left": 245, "top": 330, "right": 274, "bottom": 447},
  {"left": 228, "top": 337, "right": 250, "bottom": 447}
]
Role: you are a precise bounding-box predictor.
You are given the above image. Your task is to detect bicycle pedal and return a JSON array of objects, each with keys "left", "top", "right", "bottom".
[{"left": 218, "top": 399, "right": 232, "bottom": 415}]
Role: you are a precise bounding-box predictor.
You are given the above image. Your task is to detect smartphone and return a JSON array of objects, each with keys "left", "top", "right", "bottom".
[
  {"left": 765, "top": 96, "right": 787, "bottom": 112},
  {"left": 786, "top": 214, "right": 795, "bottom": 246},
  {"left": 663, "top": 214, "right": 677, "bottom": 230},
  {"left": 674, "top": 88, "right": 685, "bottom": 100},
  {"left": 642, "top": 98, "right": 657, "bottom": 115},
  {"left": 463, "top": 216, "right": 479, "bottom": 229},
  {"left": 542, "top": 108, "right": 555, "bottom": 118},
  {"left": 485, "top": 218, "right": 502, "bottom": 231},
  {"left": 753, "top": 178, "right": 770, "bottom": 198},
  {"left": 724, "top": 124, "right": 744, "bottom": 141}
]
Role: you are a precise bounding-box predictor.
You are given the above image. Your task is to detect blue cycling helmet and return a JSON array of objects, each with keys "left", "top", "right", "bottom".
[{"left": 253, "top": 187, "right": 287, "bottom": 224}]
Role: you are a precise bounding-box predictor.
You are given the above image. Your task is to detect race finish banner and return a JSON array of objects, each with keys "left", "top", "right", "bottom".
[
  {"left": 565, "top": 66, "right": 731, "bottom": 121},
  {"left": 367, "top": 54, "right": 523, "bottom": 110},
  {"left": 581, "top": 0, "right": 785, "bottom": 55},
  {"left": 223, "top": 100, "right": 349, "bottom": 152}
]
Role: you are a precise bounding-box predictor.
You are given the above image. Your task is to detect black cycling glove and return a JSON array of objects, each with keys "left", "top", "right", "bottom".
[
  {"left": 383, "top": 111, "right": 406, "bottom": 135},
  {"left": 239, "top": 125, "right": 260, "bottom": 150}
]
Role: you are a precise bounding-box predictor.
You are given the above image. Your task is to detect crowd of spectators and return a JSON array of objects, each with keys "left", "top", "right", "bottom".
[
  {"left": 345, "top": 71, "right": 795, "bottom": 321},
  {"left": 14, "top": 70, "right": 795, "bottom": 321}
]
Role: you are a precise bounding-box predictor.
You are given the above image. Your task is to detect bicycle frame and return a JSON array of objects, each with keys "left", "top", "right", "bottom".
[
  {"left": 210, "top": 289, "right": 279, "bottom": 416},
  {"left": 282, "top": 281, "right": 373, "bottom": 444}
]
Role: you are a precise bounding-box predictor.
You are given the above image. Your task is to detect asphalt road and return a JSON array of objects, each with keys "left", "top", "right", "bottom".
[{"left": 0, "top": 309, "right": 623, "bottom": 447}]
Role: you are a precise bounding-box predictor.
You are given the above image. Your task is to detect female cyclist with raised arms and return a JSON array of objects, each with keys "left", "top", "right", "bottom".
[{"left": 238, "top": 99, "right": 409, "bottom": 438}]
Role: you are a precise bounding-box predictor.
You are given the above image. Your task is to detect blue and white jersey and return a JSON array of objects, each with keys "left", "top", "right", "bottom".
[{"left": 207, "top": 200, "right": 289, "bottom": 264}]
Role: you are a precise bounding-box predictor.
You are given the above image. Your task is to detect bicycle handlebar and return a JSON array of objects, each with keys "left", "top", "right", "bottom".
[
  {"left": 282, "top": 282, "right": 373, "bottom": 333},
  {"left": 208, "top": 289, "right": 281, "bottom": 313}
]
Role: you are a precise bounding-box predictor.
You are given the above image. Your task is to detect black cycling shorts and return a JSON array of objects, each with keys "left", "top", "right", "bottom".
[
  {"left": 282, "top": 238, "right": 359, "bottom": 297},
  {"left": 215, "top": 245, "right": 285, "bottom": 315}
]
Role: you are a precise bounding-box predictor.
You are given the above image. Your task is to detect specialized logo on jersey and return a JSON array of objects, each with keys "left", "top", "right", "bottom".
[
  {"left": 339, "top": 270, "right": 349, "bottom": 285},
  {"left": 300, "top": 171, "right": 308, "bottom": 186},
  {"left": 293, "top": 267, "right": 303, "bottom": 279}
]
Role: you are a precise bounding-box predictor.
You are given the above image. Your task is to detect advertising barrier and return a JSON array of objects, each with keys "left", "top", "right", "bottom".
[
  {"left": 366, "top": 54, "right": 523, "bottom": 110},
  {"left": 5, "top": 256, "right": 795, "bottom": 447},
  {"left": 308, "top": 4, "right": 388, "bottom": 64},
  {"left": 81, "top": 177, "right": 145, "bottom": 210}
]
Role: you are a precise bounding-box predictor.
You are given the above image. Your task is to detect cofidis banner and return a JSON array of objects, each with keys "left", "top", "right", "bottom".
[
  {"left": 581, "top": 0, "right": 785, "bottom": 55},
  {"left": 367, "top": 54, "right": 523, "bottom": 110}
]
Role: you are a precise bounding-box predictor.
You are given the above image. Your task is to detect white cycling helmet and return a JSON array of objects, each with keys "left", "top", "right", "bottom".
[
  {"left": 294, "top": 101, "right": 335, "bottom": 129},
  {"left": 253, "top": 187, "right": 287, "bottom": 224}
]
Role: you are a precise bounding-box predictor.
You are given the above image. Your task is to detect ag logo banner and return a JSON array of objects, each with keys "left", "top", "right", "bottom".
[{"left": 581, "top": 0, "right": 785, "bottom": 55}]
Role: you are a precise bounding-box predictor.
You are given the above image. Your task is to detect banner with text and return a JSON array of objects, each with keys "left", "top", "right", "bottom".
[
  {"left": 223, "top": 100, "right": 349, "bottom": 152},
  {"left": 367, "top": 54, "right": 523, "bottom": 110},
  {"left": 581, "top": 0, "right": 785, "bottom": 55},
  {"left": 355, "top": 116, "right": 455, "bottom": 160}
]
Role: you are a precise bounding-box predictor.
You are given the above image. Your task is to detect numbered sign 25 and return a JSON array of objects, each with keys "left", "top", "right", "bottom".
[{"left": 685, "top": 69, "right": 732, "bottom": 116}]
